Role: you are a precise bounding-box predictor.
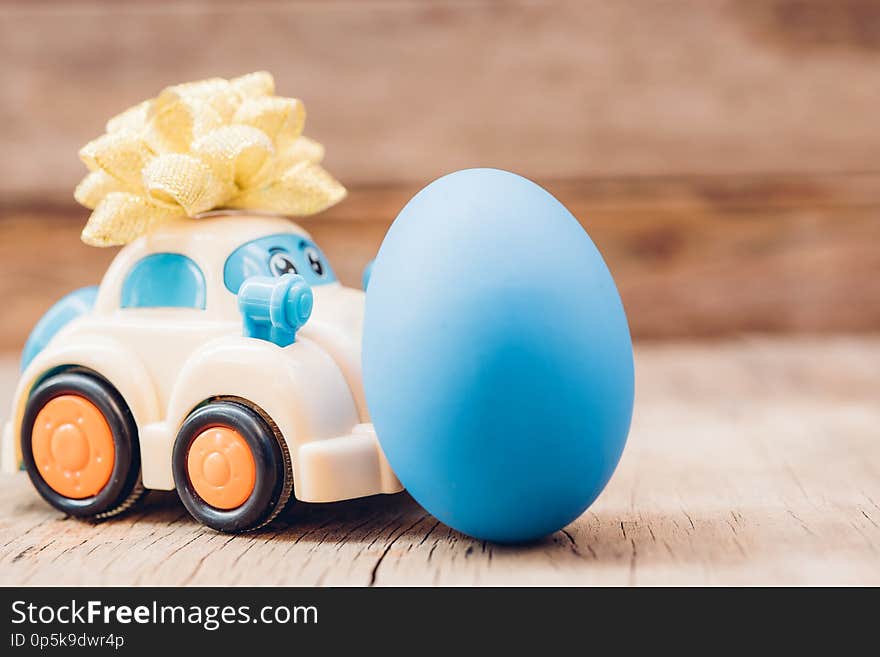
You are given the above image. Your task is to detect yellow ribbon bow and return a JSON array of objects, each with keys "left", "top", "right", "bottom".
[{"left": 75, "top": 72, "right": 346, "bottom": 246}]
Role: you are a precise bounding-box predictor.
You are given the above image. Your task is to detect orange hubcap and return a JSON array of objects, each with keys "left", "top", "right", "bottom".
[
  {"left": 187, "top": 427, "right": 256, "bottom": 510},
  {"left": 31, "top": 395, "right": 115, "bottom": 498}
]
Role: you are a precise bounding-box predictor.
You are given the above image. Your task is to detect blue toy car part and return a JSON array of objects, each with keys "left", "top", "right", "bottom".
[
  {"left": 363, "top": 168, "right": 634, "bottom": 543},
  {"left": 237, "top": 273, "right": 314, "bottom": 347},
  {"left": 223, "top": 233, "right": 337, "bottom": 294},
  {"left": 21, "top": 286, "right": 98, "bottom": 372},
  {"left": 121, "top": 253, "right": 207, "bottom": 310}
]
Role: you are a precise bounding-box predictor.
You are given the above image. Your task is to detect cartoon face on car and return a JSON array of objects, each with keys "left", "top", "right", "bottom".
[
  {"left": 225, "top": 234, "right": 337, "bottom": 289},
  {"left": 1, "top": 214, "right": 401, "bottom": 532}
]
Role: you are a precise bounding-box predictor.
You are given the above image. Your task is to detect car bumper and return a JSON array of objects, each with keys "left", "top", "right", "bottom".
[{"left": 295, "top": 423, "right": 403, "bottom": 502}]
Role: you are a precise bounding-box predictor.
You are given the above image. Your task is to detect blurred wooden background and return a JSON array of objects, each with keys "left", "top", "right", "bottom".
[{"left": 1, "top": 0, "right": 878, "bottom": 350}]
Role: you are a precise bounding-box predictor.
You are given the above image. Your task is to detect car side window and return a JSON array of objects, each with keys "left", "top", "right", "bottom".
[{"left": 121, "top": 253, "right": 207, "bottom": 310}]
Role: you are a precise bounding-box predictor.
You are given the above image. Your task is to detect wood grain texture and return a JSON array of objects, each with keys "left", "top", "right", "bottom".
[
  {"left": 1, "top": 172, "right": 878, "bottom": 349},
  {"left": 1, "top": 336, "right": 879, "bottom": 586},
  {"left": 2, "top": 0, "right": 880, "bottom": 203}
]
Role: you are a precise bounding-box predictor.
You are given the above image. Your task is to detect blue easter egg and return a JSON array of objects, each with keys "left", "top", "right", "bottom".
[{"left": 363, "top": 168, "right": 633, "bottom": 543}]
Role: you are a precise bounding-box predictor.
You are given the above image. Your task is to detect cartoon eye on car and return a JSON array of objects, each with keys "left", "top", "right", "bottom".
[{"left": 1, "top": 213, "right": 401, "bottom": 532}]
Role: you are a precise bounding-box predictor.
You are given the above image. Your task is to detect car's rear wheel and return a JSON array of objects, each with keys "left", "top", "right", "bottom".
[
  {"left": 21, "top": 370, "right": 145, "bottom": 518},
  {"left": 172, "top": 400, "right": 292, "bottom": 532}
]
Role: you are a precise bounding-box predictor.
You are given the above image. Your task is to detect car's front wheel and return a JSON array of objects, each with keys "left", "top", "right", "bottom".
[
  {"left": 172, "top": 400, "right": 293, "bottom": 532},
  {"left": 21, "top": 370, "right": 145, "bottom": 519}
]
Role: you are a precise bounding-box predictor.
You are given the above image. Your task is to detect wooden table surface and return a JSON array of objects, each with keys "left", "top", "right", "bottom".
[{"left": 1, "top": 336, "right": 878, "bottom": 586}]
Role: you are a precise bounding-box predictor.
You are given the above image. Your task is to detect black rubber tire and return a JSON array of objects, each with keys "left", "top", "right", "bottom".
[
  {"left": 172, "top": 400, "right": 292, "bottom": 533},
  {"left": 21, "top": 370, "right": 144, "bottom": 519}
]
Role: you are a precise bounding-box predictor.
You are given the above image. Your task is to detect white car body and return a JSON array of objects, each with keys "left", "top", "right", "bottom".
[{"left": 1, "top": 214, "right": 402, "bottom": 503}]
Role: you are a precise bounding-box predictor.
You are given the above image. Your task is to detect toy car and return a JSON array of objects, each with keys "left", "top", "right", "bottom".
[{"left": 1, "top": 213, "right": 401, "bottom": 531}]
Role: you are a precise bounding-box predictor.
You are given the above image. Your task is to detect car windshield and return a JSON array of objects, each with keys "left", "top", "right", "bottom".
[{"left": 223, "top": 233, "right": 338, "bottom": 293}]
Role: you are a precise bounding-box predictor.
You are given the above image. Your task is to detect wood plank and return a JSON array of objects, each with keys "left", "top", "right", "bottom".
[
  {"left": 2, "top": 1, "right": 880, "bottom": 203},
  {"left": 1, "top": 336, "right": 878, "bottom": 585},
  {"left": 0, "top": 172, "right": 878, "bottom": 351}
]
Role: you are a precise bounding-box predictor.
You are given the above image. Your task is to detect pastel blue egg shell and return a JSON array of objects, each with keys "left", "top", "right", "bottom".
[{"left": 363, "top": 168, "right": 634, "bottom": 543}]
